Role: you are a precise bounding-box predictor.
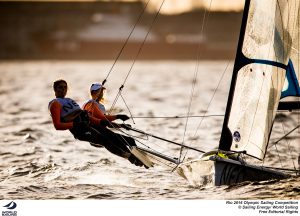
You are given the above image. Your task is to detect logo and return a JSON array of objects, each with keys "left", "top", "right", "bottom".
[
  {"left": 2, "top": 201, "right": 17, "bottom": 216},
  {"left": 3, "top": 202, "right": 17, "bottom": 210},
  {"left": 233, "top": 131, "right": 241, "bottom": 142}
]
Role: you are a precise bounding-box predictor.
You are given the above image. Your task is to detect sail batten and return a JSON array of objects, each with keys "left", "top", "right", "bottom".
[{"left": 219, "top": 0, "right": 300, "bottom": 160}]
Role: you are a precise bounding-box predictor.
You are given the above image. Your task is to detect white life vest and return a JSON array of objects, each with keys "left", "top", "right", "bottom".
[{"left": 49, "top": 98, "right": 81, "bottom": 118}]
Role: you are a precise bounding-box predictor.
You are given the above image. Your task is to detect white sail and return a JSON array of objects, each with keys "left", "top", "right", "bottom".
[
  {"left": 177, "top": 0, "right": 297, "bottom": 186},
  {"left": 226, "top": 0, "right": 300, "bottom": 159}
]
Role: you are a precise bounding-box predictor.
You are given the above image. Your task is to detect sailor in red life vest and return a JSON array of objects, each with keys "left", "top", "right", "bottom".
[
  {"left": 81, "top": 83, "right": 146, "bottom": 166},
  {"left": 48, "top": 79, "right": 144, "bottom": 167}
]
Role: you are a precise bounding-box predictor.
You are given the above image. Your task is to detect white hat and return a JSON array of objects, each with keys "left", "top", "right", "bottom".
[{"left": 90, "top": 83, "right": 102, "bottom": 92}]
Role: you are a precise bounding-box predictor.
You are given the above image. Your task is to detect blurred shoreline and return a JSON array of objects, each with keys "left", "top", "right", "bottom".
[{"left": 0, "top": 1, "right": 242, "bottom": 60}]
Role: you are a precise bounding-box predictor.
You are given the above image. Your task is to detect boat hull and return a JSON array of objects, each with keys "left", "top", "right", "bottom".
[
  {"left": 213, "top": 158, "right": 288, "bottom": 186},
  {"left": 177, "top": 157, "right": 289, "bottom": 186}
]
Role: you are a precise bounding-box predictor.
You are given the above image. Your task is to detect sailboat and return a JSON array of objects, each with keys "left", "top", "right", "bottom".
[
  {"left": 173, "top": 0, "right": 300, "bottom": 185},
  {"left": 124, "top": 0, "right": 300, "bottom": 186}
]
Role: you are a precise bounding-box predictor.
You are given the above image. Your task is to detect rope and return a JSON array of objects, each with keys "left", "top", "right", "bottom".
[
  {"left": 283, "top": 124, "right": 298, "bottom": 172},
  {"left": 193, "top": 60, "right": 229, "bottom": 134},
  {"left": 272, "top": 124, "right": 300, "bottom": 144},
  {"left": 108, "top": 0, "right": 165, "bottom": 114},
  {"left": 179, "top": 60, "right": 231, "bottom": 162},
  {"left": 101, "top": 0, "right": 151, "bottom": 86},
  {"left": 127, "top": 126, "right": 206, "bottom": 153},
  {"left": 120, "top": 93, "right": 135, "bottom": 124},
  {"left": 178, "top": 0, "right": 213, "bottom": 162},
  {"left": 122, "top": 127, "right": 171, "bottom": 154},
  {"left": 134, "top": 140, "right": 177, "bottom": 168},
  {"left": 131, "top": 114, "right": 224, "bottom": 119}
]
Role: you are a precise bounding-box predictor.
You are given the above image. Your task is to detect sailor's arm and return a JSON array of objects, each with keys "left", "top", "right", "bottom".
[
  {"left": 89, "top": 102, "right": 117, "bottom": 121},
  {"left": 89, "top": 115, "right": 101, "bottom": 125},
  {"left": 89, "top": 116, "right": 123, "bottom": 129},
  {"left": 92, "top": 102, "right": 129, "bottom": 122},
  {"left": 49, "top": 100, "right": 73, "bottom": 130}
]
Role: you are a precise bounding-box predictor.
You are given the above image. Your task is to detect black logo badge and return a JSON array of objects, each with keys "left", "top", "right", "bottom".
[
  {"left": 233, "top": 131, "right": 241, "bottom": 142},
  {"left": 2, "top": 201, "right": 17, "bottom": 216},
  {"left": 3, "top": 202, "right": 16, "bottom": 210}
]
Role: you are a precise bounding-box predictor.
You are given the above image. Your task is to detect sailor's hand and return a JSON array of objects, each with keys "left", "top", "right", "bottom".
[
  {"left": 99, "top": 120, "right": 110, "bottom": 127},
  {"left": 73, "top": 111, "right": 90, "bottom": 127},
  {"left": 80, "top": 110, "right": 90, "bottom": 124},
  {"left": 73, "top": 121, "right": 85, "bottom": 128},
  {"left": 116, "top": 114, "right": 130, "bottom": 121},
  {"left": 121, "top": 124, "right": 132, "bottom": 130}
]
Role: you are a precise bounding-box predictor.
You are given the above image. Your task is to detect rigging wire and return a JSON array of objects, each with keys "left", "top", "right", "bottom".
[
  {"left": 119, "top": 125, "right": 171, "bottom": 153},
  {"left": 282, "top": 123, "right": 298, "bottom": 171},
  {"left": 134, "top": 139, "right": 178, "bottom": 168},
  {"left": 108, "top": 0, "right": 165, "bottom": 115},
  {"left": 179, "top": 60, "right": 231, "bottom": 162},
  {"left": 192, "top": 61, "right": 231, "bottom": 141},
  {"left": 178, "top": 0, "right": 213, "bottom": 162},
  {"left": 98, "top": 0, "right": 211, "bottom": 162},
  {"left": 103, "top": 0, "right": 228, "bottom": 162},
  {"left": 96, "top": 1, "right": 155, "bottom": 152},
  {"left": 272, "top": 124, "right": 300, "bottom": 145},
  {"left": 81, "top": 1, "right": 300, "bottom": 173},
  {"left": 130, "top": 114, "right": 224, "bottom": 119},
  {"left": 126, "top": 126, "right": 206, "bottom": 153},
  {"left": 120, "top": 93, "right": 136, "bottom": 124},
  {"left": 101, "top": 0, "right": 151, "bottom": 86}
]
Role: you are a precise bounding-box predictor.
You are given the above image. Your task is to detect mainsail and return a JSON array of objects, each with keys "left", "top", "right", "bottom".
[{"left": 219, "top": 0, "right": 300, "bottom": 160}]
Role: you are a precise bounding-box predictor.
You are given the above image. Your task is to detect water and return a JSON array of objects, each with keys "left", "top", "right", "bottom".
[{"left": 0, "top": 60, "right": 299, "bottom": 200}]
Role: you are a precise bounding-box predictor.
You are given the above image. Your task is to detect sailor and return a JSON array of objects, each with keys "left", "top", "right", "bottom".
[
  {"left": 82, "top": 82, "right": 148, "bottom": 168},
  {"left": 85, "top": 83, "right": 106, "bottom": 113},
  {"left": 48, "top": 79, "right": 144, "bottom": 167},
  {"left": 82, "top": 83, "right": 128, "bottom": 121}
]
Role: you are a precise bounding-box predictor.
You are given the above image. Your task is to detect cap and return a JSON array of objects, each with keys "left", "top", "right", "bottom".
[{"left": 90, "top": 83, "right": 102, "bottom": 92}]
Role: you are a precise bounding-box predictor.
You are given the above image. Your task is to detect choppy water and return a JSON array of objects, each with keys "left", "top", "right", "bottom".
[{"left": 0, "top": 61, "right": 299, "bottom": 200}]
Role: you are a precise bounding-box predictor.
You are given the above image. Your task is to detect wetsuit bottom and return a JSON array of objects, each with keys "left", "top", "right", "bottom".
[
  {"left": 69, "top": 123, "right": 129, "bottom": 157},
  {"left": 69, "top": 123, "right": 144, "bottom": 167}
]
